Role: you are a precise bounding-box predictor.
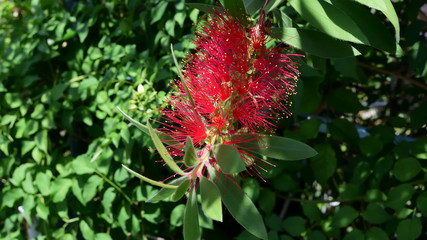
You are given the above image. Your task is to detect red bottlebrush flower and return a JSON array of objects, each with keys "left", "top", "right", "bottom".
[{"left": 159, "top": 8, "right": 300, "bottom": 171}]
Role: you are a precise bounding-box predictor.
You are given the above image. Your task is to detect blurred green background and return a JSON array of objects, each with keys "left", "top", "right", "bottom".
[{"left": 0, "top": 0, "right": 426, "bottom": 239}]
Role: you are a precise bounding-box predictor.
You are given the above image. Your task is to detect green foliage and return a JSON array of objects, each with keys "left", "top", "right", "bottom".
[{"left": 1, "top": 0, "right": 426, "bottom": 239}]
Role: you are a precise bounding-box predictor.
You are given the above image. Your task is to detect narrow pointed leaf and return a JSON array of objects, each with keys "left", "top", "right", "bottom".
[
  {"left": 147, "top": 121, "right": 186, "bottom": 175},
  {"left": 185, "top": 3, "right": 221, "bottom": 14},
  {"left": 184, "top": 136, "right": 199, "bottom": 167},
  {"left": 278, "top": 28, "right": 361, "bottom": 58},
  {"left": 354, "top": 0, "right": 400, "bottom": 42},
  {"left": 184, "top": 188, "right": 200, "bottom": 240},
  {"left": 216, "top": 173, "right": 267, "bottom": 239},
  {"left": 200, "top": 176, "right": 222, "bottom": 222},
  {"left": 236, "top": 135, "right": 317, "bottom": 160},
  {"left": 170, "top": 45, "right": 204, "bottom": 126},
  {"left": 288, "top": 0, "right": 397, "bottom": 53},
  {"left": 122, "top": 164, "right": 178, "bottom": 189},
  {"left": 170, "top": 44, "right": 196, "bottom": 109},
  {"left": 219, "top": 0, "right": 247, "bottom": 22},
  {"left": 146, "top": 176, "right": 187, "bottom": 203},
  {"left": 213, "top": 144, "right": 246, "bottom": 174},
  {"left": 116, "top": 107, "right": 177, "bottom": 145},
  {"left": 117, "top": 106, "right": 149, "bottom": 134},
  {"left": 172, "top": 179, "right": 191, "bottom": 202}
]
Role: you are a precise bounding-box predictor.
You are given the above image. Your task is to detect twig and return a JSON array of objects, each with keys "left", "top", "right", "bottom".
[{"left": 357, "top": 62, "right": 427, "bottom": 91}]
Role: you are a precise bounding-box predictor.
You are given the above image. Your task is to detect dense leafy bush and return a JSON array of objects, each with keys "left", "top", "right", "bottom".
[{"left": 0, "top": 0, "right": 426, "bottom": 239}]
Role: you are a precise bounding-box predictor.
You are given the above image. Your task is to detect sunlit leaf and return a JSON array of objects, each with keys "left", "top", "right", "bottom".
[
  {"left": 216, "top": 173, "right": 268, "bottom": 239},
  {"left": 289, "top": 0, "right": 397, "bottom": 53},
  {"left": 146, "top": 177, "right": 187, "bottom": 203},
  {"left": 236, "top": 135, "right": 317, "bottom": 160},
  {"left": 172, "top": 179, "right": 190, "bottom": 202},
  {"left": 116, "top": 107, "right": 176, "bottom": 145},
  {"left": 200, "top": 176, "right": 222, "bottom": 222},
  {"left": 147, "top": 121, "right": 186, "bottom": 175},
  {"left": 278, "top": 28, "right": 361, "bottom": 58},
  {"left": 184, "top": 136, "right": 199, "bottom": 167},
  {"left": 332, "top": 206, "right": 359, "bottom": 228},
  {"left": 122, "top": 164, "right": 178, "bottom": 189},
  {"left": 392, "top": 157, "right": 421, "bottom": 182},
  {"left": 184, "top": 188, "right": 200, "bottom": 240},
  {"left": 354, "top": 0, "right": 400, "bottom": 42},
  {"left": 213, "top": 144, "right": 246, "bottom": 174},
  {"left": 385, "top": 184, "right": 414, "bottom": 210}
]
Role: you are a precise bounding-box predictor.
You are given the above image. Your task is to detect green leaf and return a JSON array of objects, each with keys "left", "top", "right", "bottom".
[
  {"left": 272, "top": 174, "right": 298, "bottom": 192},
  {"left": 185, "top": 3, "right": 221, "bottom": 14},
  {"left": 307, "top": 230, "right": 327, "bottom": 240},
  {"left": 116, "top": 107, "right": 176, "bottom": 145},
  {"left": 72, "top": 155, "right": 95, "bottom": 175},
  {"left": 216, "top": 173, "right": 268, "bottom": 239},
  {"left": 146, "top": 177, "right": 187, "bottom": 203},
  {"left": 184, "top": 188, "right": 200, "bottom": 240},
  {"left": 416, "top": 191, "right": 427, "bottom": 216},
  {"left": 396, "top": 218, "right": 422, "bottom": 240},
  {"left": 359, "top": 136, "right": 383, "bottom": 157},
  {"left": 94, "top": 233, "right": 112, "bottom": 240},
  {"left": 243, "top": 0, "right": 264, "bottom": 15},
  {"left": 80, "top": 220, "right": 95, "bottom": 240},
  {"left": 122, "top": 164, "right": 179, "bottom": 189},
  {"left": 172, "top": 179, "right": 191, "bottom": 202},
  {"left": 11, "top": 163, "right": 35, "bottom": 186},
  {"left": 242, "top": 178, "right": 260, "bottom": 202},
  {"left": 51, "top": 178, "right": 73, "bottom": 203},
  {"left": 326, "top": 88, "right": 365, "bottom": 113},
  {"left": 365, "top": 189, "right": 387, "bottom": 203},
  {"left": 171, "top": 204, "right": 185, "bottom": 227},
  {"left": 219, "top": 0, "right": 247, "bottom": 22},
  {"left": 213, "top": 144, "right": 246, "bottom": 174},
  {"left": 22, "top": 195, "right": 35, "bottom": 226},
  {"left": 310, "top": 144, "right": 336, "bottom": 185},
  {"left": 392, "top": 157, "right": 421, "bottom": 182},
  {"left": 258, "top": 188, "right": 276, "bottom": 215},
  {"left": 300, "top": 118, "right": 322, "bottom": 139},
  {"left": 1, "top": 188, "right": 25, "bottom": 208},
  {"left": 332, "top": 206, "right": 358, "bottom": 228},
  {"left": 151, "top": 1, "right": 168, "bottom": 24},
  {"left": 326, "top": 0, "right": 397, "bottom": 53},
  {"left": 354, "top": 0, "right": 400, "bottom": 42},
  {"left": 365, "top": 227, "right": 390, "bottom": 240},
  {"left": 76, "top": 21, "right": 89, "bottom": 42},
  {"left": 236, "top": 135, "right": 317, "bottom": 160},
  {"left": 362, "top": 203, "right": 391, "bottom": 224},
  {"left": 22, "top": 172, "right": 36, "bottom": 194},
  {"left": 36, "top": 200, "right": 49, "bottom": 221},
  {"left": 171, "top": 44, "right": 197, "bottom": 110},
  {"left": 282, "top": 216, "right": 306, "bottom": 236},
  {"left": 82, "top": 175, "right": 102, "bottom": 205},
  {"left": 35, "top": 171, "right": 51, "bottom": 196},
  {"left": 184, "top": 136, "right": 199, "bottom": 167},
  {"left": 302, "top": 203, "right": 321, "bottom": 221},
  {"left": 385, "top": 183, "right": 414, "bottom": 210},
  {"left": 343, "top": 229, "right": 364, "bottom": 240},
  {"left": 278, "top": 28, "right": 361, "bottom": 58},
  {"left": 396, "top": 208, "right": 413, "bottom": 219},
  {"left": 200, "top": 176, "right": 222, "bottom": 222},
  {"left": 289, "top": 0, "right": 397, "bottom": 53},
  {"left": 147, "top": 121, "right": 186, "bottom": 175}
]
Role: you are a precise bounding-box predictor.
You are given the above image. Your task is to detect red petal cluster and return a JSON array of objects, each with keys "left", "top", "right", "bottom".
[{"left": 161, "top": 9, "right": 300, "bottom": 148}]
